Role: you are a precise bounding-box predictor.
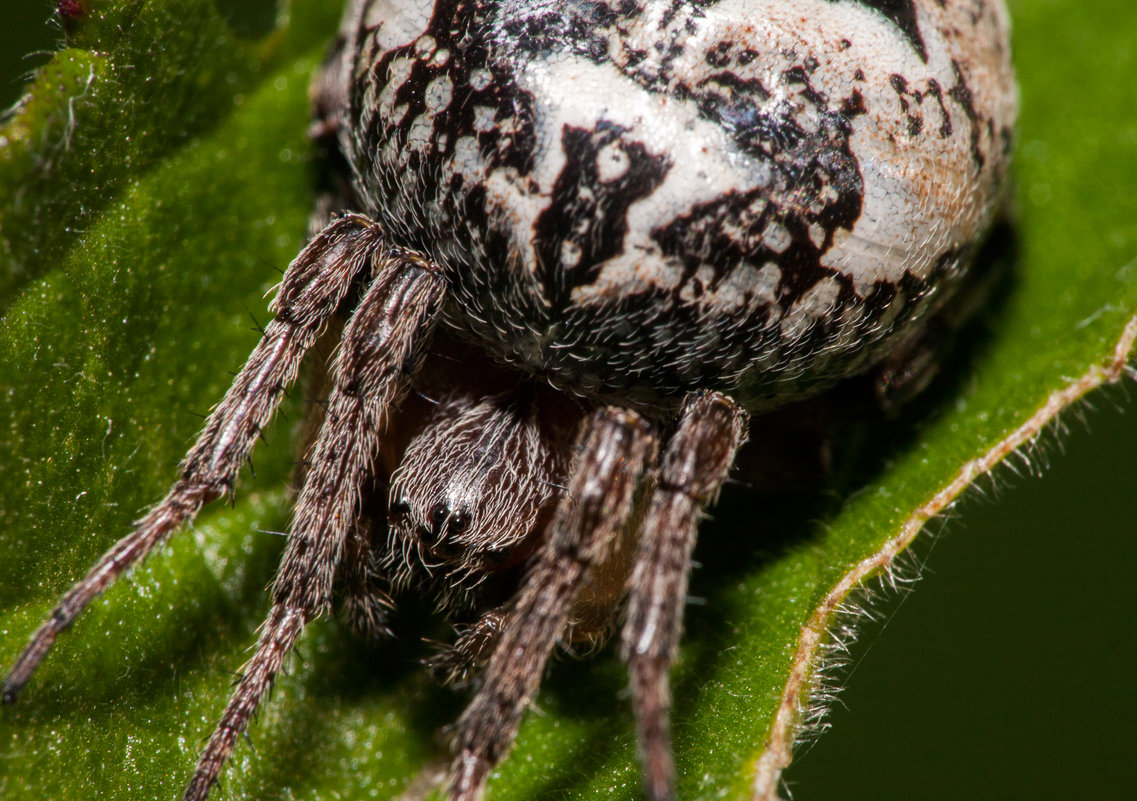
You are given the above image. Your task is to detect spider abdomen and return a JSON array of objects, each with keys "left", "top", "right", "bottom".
[{"left": 329, "top": 0, "right": 1015, "bottom": 410}]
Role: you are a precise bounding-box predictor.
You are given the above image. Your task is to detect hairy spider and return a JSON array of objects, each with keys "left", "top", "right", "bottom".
[{"left": 3, "top": 1, "right": 1016, "bottom": 800}]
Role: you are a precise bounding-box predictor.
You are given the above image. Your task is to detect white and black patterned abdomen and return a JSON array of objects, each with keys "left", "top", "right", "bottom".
[{"left": 327, "top": 0, "right": 1016, "bottom": 411}]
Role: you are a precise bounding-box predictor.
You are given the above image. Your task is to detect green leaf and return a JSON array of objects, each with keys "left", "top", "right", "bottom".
[{"left": 1, "top": 2, "right": 1135, "bottom": 801}]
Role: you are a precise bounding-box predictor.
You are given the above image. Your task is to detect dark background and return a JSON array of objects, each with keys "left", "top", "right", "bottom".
[
  {"left": 2, "top": 3, "right": 1134, "bottom": 800},
  {"left": 789, "top": 398, "right": 1137, "bottom": 799},
  {"left": 0, "top": 4, "right": 56, "bottom": 111}
]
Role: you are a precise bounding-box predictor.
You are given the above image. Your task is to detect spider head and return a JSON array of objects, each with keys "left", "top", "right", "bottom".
[{"left": 385, "top": 388, "right": 569, "bottom": 577}]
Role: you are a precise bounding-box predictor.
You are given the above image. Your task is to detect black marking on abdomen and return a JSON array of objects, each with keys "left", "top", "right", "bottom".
[
  {"left": 532, "top": 123, "right": 672, "bottom": 311},
  {"left": 826, "top": 0, "right": 927, "bottom": 62},
  {"left": 947, "top": 59, "right": 985, "bottom": 169}
]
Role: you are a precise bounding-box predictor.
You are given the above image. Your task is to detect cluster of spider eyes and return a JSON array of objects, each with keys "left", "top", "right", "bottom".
[
  {"left": 390, "top": 499, "right": 469, "bottom": 540},
  {"left": 388, "top": 500, "right": 517, "bottom": 565}
]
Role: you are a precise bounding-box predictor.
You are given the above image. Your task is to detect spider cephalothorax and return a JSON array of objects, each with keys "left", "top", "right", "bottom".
[
  {"left": 4, "top": 1, "right": 1016, "bottom": 800},
  {"left": 387, "top": 381, "right": 573, "bottom": 581}
]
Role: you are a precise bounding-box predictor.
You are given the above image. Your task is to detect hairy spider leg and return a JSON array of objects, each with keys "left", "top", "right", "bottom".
[
  {"left": 337, "top": 513, "right": 394, "bottom": 638},
  {"left": 1, "top": 214, "right": 387, "bottom": 704},
  {"left": 622, "top": 391, "right": 749, "bottom": 801},
  {"left": 182, "top": 243, "right": 445, "bottom": 801},
  {"left": 450, "top": 408, "right": 659, "bottom": 801},
  {"left": 429, "top": 606, "right": 508, "bottom": 688}
]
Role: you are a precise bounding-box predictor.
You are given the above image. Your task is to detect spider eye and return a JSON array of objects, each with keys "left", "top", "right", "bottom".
[
  {"left": 448, "top": 508, "right": 471, "bottom": 535},
  {"left": 429, "top": 503, "right": 449, "bottom": 529},
  {"left": 387, "top": 498, "right": 412, "bottom": 527}
]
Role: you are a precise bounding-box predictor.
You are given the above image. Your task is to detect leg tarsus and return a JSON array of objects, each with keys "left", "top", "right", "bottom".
[
  {"left": 428, "top": 607, "right": 507, "bottom": 688},
  {"left": 622, "top": 391, "right": 748, "bottom": 801},
  {"left": 183, "top": 605, "right": 304, "bottom": 801},
  {"left": 338, "top": 522, "right": 393, "bottom": 639},
  {"left": 3, "top": 483, "right": 210, "bottom": 703},
  {"left": 632, "top": 654, "right": 674, "bottom": 801}
]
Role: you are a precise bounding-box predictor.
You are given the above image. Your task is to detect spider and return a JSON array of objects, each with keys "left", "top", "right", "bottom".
[{"left": 3, "top": 1, "right": 1016, "bottom": 800}]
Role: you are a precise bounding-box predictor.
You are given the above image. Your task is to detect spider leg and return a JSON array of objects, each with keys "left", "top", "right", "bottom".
[
  {"left": 183, "top": 247, "right": 445, "bottom": 801},
  {"left": 621, "top": 391, "right": 748, "bottom": 801},
  {"left": 338, "top": 517, "right": 393, "bottom": 638},
  {"left": 2, "top": 214, "right": 386, "bottom": 704},
  {"left": 450, "top": 408, "right": 658, "bottom": 801},
  {"left": 427, "top": 606, "right": 507, "bottom": 687}
]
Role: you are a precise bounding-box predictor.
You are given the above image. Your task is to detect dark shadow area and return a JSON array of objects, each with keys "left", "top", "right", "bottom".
[
  {"left": 215, "top": 0, "right": 280, "bottom": 41},
  {"left": 0, "top": 3, "right": 55, "bottom": 110},
  {"left": 307, "top": 588, "right": 466, "bottom": 726}
]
